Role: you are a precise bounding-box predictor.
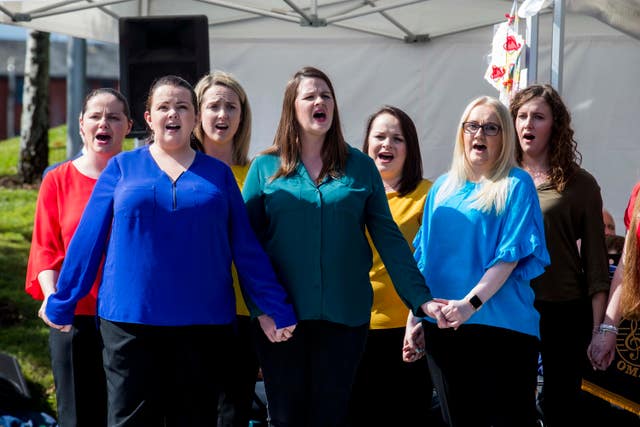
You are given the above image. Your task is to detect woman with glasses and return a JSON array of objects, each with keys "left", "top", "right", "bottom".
[
  {"left": 510, "top": 84, "right": 609, "bottom": 427},
  {"left": 409, "top": 96, "right": 549, "bottom": 427}
]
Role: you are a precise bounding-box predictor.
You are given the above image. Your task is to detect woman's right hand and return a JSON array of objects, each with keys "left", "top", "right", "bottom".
[
  {"left": 421, "top": 298, "right": 450, "bottom": 329},
  {"left": 403, "top": 321, "right": 425, "bottom": 362},
  {"left": 258, "top": 314, "right": 296, "bottom": 343}
]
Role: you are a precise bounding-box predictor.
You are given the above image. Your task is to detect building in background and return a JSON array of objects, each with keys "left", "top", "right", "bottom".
[{"left": 0, "top": 39, "right": 118, "bottom": 140}]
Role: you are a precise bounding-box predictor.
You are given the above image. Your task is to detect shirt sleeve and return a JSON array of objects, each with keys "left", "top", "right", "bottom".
[
  {"left": 45, "top": 158, "right": 120, "bottom": 325},
  {"left": 226, "top": 166, "right": 296, "bottom": 328},
  {"left": 625, "top": 182, "right": 640, "bottom": 231},
  {"left": 577, "top": 173, "right": 610, "bottom": 296},
  {"left": 25, "top": 172, "right": 64, "bottom": 300},
  {"left": 365, "top": 159, "right": 432, "bottom": 314},
  {"left": 486, "top": 174, "right": 550, "bottom": 281}
]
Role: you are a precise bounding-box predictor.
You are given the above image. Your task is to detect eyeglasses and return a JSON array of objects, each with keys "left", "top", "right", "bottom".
[{"left": 462, "top": 122, "right": 501, "bottom": 136}]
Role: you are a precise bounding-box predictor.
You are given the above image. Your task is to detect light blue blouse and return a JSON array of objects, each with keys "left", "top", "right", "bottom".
[{"left": 413, "top": 167, "right": 549, "bottom": 337}]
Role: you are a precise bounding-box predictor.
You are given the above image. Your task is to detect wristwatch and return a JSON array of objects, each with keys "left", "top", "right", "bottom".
[{"left": 469, "top": 295, "right": 483, "bottom": 310}]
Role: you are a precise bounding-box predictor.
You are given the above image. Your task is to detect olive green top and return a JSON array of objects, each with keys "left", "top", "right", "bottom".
[{"left": 532, "top": 167, "right": 609, "bottom": 301}]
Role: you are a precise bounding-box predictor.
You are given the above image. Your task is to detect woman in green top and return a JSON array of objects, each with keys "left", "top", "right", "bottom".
[
  {"left": 243, "top": 67, "right": 442, "bottom": 427},
  {"left": 510, "top": 84, "right": 609, "bottom": 427}
]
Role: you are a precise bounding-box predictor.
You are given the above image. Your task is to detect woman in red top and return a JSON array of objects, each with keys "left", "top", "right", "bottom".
[{"left": 26, "top": 88, "right": 132, "bottom": 426}]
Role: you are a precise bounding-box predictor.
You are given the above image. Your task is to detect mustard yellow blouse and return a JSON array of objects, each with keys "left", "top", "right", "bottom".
[
  {"left": 369, "top": 179, "right": 432, "bottom": 329},
  {"left": 231, "top": 164, "right": 250, "bottom": 316}
]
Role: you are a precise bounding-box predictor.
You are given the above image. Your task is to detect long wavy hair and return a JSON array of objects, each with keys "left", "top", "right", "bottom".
[
  {"left": 264, "top": 66, "right": 348, "bottom": 181},
  {"left": 622, "top": 194, "right": 640, "bottom": 319},
  {"left": 435, "top": 96, "right": 516, "bottom": 214},
  {"left": 362, "top": 106, "right": 423, "bottom": 196},
  {"left": 510, "top": 84, "right": 580, "bottom": 192},
  {"left": 194, "top": 71, "right": 252, "bottom": 166}
]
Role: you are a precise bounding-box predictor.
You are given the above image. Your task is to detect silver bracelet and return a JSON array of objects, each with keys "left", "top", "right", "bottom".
[{"left": 598, "top": 323, "right": 619, "bottom": 335}]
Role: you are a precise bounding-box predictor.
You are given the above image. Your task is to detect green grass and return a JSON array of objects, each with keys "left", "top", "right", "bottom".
[
  {"left": 0, "top": 126, "right": 135, "bottom": 175},
  {"left": 0, "top": 126, "right": 135, "bottom": 415},
  {"left": 0, "top": 187, "right": 54, "bottom": 411}
]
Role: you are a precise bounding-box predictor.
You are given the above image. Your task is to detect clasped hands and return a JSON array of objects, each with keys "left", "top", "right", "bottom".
[
  {"left": 423, "top": 298, "right": 475, "bottom": 330},
  {"left": 38, "top": 296, "right": 296, "bottom": 343},
  {"left": 587, "top": 332, "right": 616, "bottom": 371},
  {"left": 258, "top": 314, "right": 296, "bottom": 343},
  {"left": 403, "top": 298, "right": 475, "bottom": 362}
]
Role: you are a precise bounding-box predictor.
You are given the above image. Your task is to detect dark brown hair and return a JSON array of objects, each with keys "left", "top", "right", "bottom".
[
  {"left": 265, "top": 66, "right": 348, "bottom": 181},
  {"left": 510, "top": 84, "right": 581, "bottom": 192},
  {"left": 362, "top": 106, "right": 423, "bottom": 196},
  {"left": 144, "top": 75, "right": 202, "bottom": 151},
  {"left": 82, "top": 88, "right": 131, "bottom": 120}
]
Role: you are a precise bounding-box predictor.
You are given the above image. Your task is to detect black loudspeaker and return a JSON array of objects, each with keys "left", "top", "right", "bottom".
[
  {"left": 0, "top": 352, "right": 31, "bottom": 410},
  {"left": 119, "top": 15, "right": 210, "bottom": 137}
]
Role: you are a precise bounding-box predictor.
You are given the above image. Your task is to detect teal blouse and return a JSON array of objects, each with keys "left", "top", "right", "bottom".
[{"left": 243, "top": 145, "right": 431, "bottom": 327}]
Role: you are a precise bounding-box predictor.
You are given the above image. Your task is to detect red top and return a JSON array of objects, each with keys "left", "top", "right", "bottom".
[{"left": 26, "top": 161, "right": 101, "bottom": 316}]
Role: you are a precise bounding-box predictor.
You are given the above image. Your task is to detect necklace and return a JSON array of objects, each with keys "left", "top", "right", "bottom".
[{"left": 523, "top": 165, "right": 549, "bottom": 184}]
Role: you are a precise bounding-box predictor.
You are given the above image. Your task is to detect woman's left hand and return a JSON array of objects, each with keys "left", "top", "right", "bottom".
[
  {"left": 588, "top": 332, "right": 616, "bottom": 370},
  {"left": 441, "top": 299, "right": 475, "bottom": 329}
]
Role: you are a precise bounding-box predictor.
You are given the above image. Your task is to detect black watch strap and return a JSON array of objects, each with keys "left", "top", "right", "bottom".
[{"left": 469, "top": 295, "right": 483, "bottom": 310}]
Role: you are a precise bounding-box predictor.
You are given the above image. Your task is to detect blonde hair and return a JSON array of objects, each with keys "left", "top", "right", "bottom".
[
  {"left": 622, "top": 194, "right": 640, "bottom": 319},
  {"left": 194, "top": 71, "right": 252, "bottom": 166},
  {"left": 435, "top": 96, "right": 517, "bottom": 214}
]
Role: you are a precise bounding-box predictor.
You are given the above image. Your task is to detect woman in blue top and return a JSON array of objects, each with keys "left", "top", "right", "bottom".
[
  {"left": 41, "top": 75, "right": 296, "bottom": 427},
  {"left": 408, "top": 96, "right": 549, "bottom": 427},
  {"left": 243, "top": 67, "right": 441, "bottom": 427}
]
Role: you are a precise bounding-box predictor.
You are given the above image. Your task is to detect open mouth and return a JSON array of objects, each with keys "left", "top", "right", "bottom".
[
  {"left": 215, "top": 123, "right": 229, "bottom": 130},
  {"left": 472, "top": 143, "right": 487, "bottom": 152},
  {"left": 378, "top": 152, "right": 394, "bottom": 161},
  {"left": 166, "top": 124, "right": 180, "bottom": 131},
  {"left": 95, "top": 134, "right": 111, "bottom": 142},
  {"left": 313, "top": 110, "right": 326, "bottom": 120},
  {"left": 523, "top": 134, "right": 535, "bottom": 141}
]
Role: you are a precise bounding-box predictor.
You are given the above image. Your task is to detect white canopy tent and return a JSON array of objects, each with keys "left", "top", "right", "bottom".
[{"left": 1, "top": 0, "right": 639, "bottom": 228}]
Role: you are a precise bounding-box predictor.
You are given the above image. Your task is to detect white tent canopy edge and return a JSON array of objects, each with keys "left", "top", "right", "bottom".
[{"left": 1, "top": 1, "right": 639, "bottom": 230}]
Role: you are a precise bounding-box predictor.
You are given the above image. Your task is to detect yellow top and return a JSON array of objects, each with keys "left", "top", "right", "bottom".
[
  {"left": 231, "top": 164, "right": 250, "bottom": 316},
  {"left": 369, "top": 179, "right": 432, "bottom": 329}
]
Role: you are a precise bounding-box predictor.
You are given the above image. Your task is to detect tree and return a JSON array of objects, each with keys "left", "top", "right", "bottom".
[{"left": 18, "top": 30, "right": 50, "bottom": 183}]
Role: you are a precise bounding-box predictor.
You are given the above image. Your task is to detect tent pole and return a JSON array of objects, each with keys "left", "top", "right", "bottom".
[
  {"left": 197, "top": 0, "right": 300, "bottom": 23},
  {"left": 551, "top": 0, "right": 565, "bottom": 93},
  {"left": 526, "top": 14, "right": 539, "bottom": 85},
  {"left": 282, "top": 0, "right": 313, "bottom": 24},
  {"left": 28, "top": 0, "right": 131, "bottom": 20},
  {"left": 326, "top": 0, "right": 426, "bottom": 24},
  {"left": 66, "top": 37, "right": 86, "bottom": 160}
]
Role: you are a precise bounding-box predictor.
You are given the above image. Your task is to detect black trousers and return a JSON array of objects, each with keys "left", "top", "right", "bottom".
[
  {"left": 349, "top": 327, "right": 435, "bottom": 427},
  {"left": 217, "top": 315, "right": 260, "bottom": 427},
  {"left": 536, "top": 298, "right": 593, "bottom": 427},
  {"left": 99, "top": 319, "right": 233, "bottom": 427},
  {"left": 423, "top": 322, "right": 539, "bottom": 427},
  {"left": 255, "top": 320, "right": 368, "bottom": 427},
  {"left": 49, "top": 315, "right": 107, "bottom": 427}
]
